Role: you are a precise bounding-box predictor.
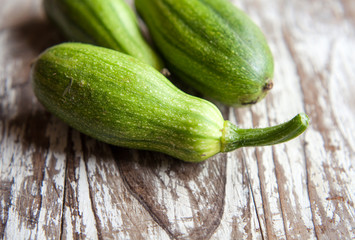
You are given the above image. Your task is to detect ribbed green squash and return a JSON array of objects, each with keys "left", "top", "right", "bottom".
[
  {"left": 44, "top": 0, "right": 163, "bottom": 70},
  {"left": 135, "top": 0, "right": 274, "bottom": 106},
  {"left": 31, "top": 43, "right": 308, "bottom": 162}
]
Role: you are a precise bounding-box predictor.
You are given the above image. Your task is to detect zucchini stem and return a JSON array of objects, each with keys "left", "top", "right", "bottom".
[{"left": 221, "top": 113, "right": 309, "bottom": 152}]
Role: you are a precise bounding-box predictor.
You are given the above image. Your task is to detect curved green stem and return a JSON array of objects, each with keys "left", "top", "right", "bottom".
[{"left": 221, "top": 113, "right": 309, "bottom": 152}]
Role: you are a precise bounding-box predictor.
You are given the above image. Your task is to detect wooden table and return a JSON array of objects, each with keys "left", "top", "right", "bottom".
[{"left": 1, "top": 0, "right": 354, "bottom": 239}]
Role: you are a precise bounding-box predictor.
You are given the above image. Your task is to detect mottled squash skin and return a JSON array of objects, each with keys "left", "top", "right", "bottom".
[
  {"left": 31, "top": 43, "right": 308, "bottom": 162},
  {"left": 32, "top": 43, "right": 224, "bottom": 162},
  {"left": 135, "top": 0, "right": 274, "bottom": 106},
  {"left": 44, "top": 0, "right": 163, "bottom": 70}
]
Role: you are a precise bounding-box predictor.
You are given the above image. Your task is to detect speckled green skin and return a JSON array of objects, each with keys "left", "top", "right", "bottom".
[
  {"left": 32, "top": 43, "right": 225, "bottom": 162},
  {"left": 135, "top": 0, "right": 274, "bottom": 106},
  {"left": 44, "top": 0, "right": 163, "bottom": 70},
  {"left": 32, "top": 43, "right": 309, "bottom": 162}
]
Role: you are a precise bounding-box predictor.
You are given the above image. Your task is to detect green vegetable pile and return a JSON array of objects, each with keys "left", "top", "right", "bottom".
[{"left": 31, "top": 0, "right": 309, "bottom": 162}]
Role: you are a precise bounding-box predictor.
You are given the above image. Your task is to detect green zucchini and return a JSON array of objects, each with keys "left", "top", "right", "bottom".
[
  {"left": 44, "top": 0, "right": 163, "bottom": 70},
  {"left": 31, "top": 43, "right": 308, "bottom": 162},
  {"left": 135, "top": 0, "right": 274, "bottom": 106}
]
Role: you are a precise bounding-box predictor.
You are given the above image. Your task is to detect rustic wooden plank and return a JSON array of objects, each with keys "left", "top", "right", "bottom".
[
  {"left": 1, "top": 0, "right": 354, "bottom": 239},
  {"left": 281, "top": 0, "right": 355, "bottom": 238},
  {"left": 81, "top": 137, "right": 170, "bottom": 239},
  {"left": 243, "top": 1, "right": 318, "bottom": 239},
  {"left": 60, "top": 129, "right": 100, "bottom": 240},
  {"left": 116, "top": 149, "right": 227, "bottom": 240},
  {"left": 235, "top": 106, "right": 290, "bottom": 240},
  {"left": 211, "top": 109, "right": 263, "bottom": 240},
  {"left": 34, "top": 117, "right": 67, "bottom": 240},
  {"left": 216, "top": 1, "right": 314, "bottom": 239},
  {"left": 0, "top": 1, "right": 68, "bottom": 239},
  {"left": 0, "top": 52, "right": 62, "bottom": 238}
]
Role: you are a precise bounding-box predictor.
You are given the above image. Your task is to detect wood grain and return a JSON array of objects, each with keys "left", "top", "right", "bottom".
[{"left": 1, "top": 0, "right": 354, "bottom": 239}]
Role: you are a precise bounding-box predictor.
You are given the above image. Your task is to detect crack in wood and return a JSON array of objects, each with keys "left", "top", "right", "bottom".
[
  {"left": 59, "top": 150, "right": 68, "bottom": 240},
  {"left": 242, "top": 154, "right": 265, "bottom": 240},
  {"left": 115, "top": 148, "right": 227, "bottom": 240},
  {"left": 34, "top": 149, "right": 49, "bottom": 237},
  {"left": 115, "top": 151, "right": 177, "bottom": 239}
]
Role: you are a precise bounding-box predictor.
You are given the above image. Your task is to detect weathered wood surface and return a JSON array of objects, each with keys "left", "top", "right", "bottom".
[{"left": 1, "top": 0, "right": 354, "bottom": 239}]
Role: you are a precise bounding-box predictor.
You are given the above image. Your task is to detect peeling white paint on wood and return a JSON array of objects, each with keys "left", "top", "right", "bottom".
[
  {"left": 36, "top": 119, "right": 67, "bottom": 240},
  {"left": 1, "top": 0, "right": 355, "bottom": 239},
  {"left": 211, "top": 110, "right": 262, "bottom": 239}
]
